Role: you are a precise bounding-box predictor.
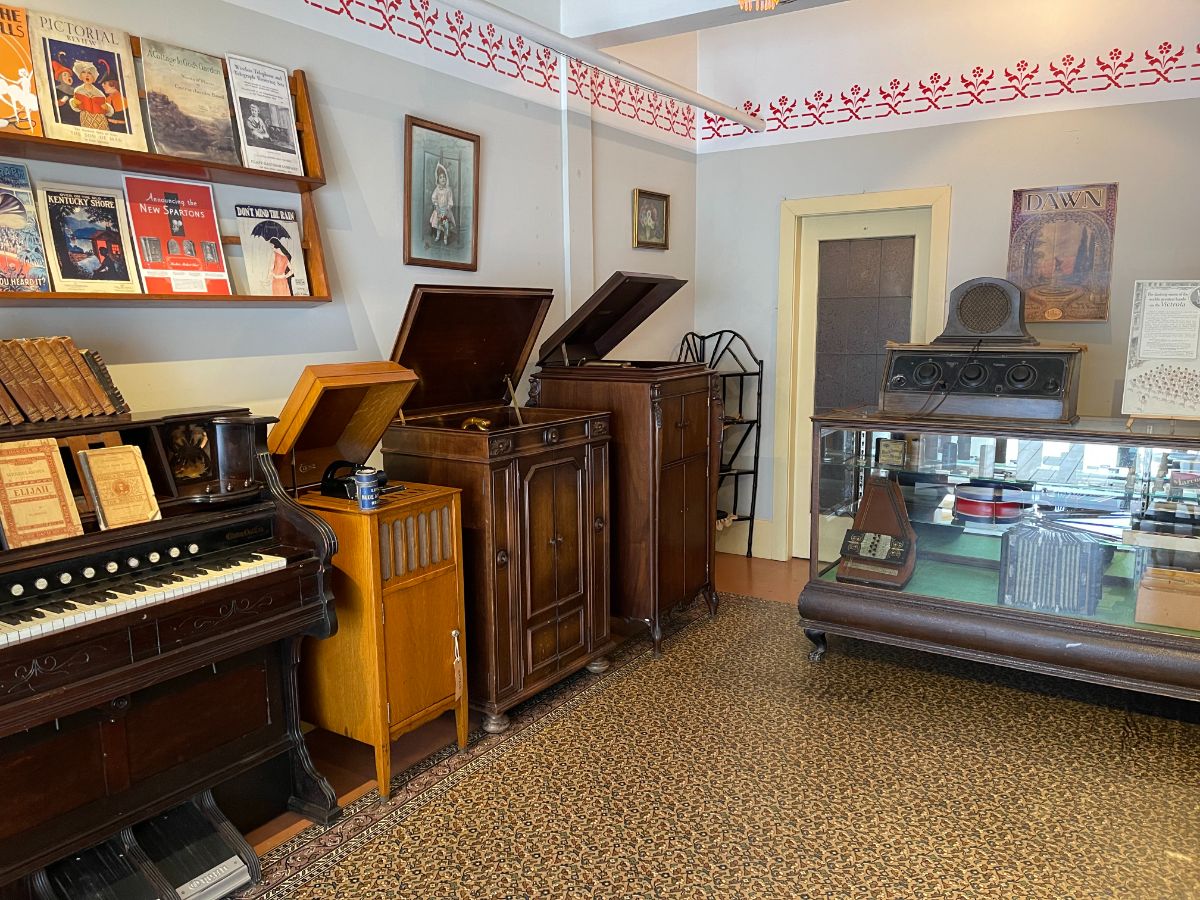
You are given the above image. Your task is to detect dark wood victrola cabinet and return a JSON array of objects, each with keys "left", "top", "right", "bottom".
[
  {"left": 529, "top": 272, "right": 721, "bottom": 652},
  {"left": 382, "top": 285, "right": 614, "bottom": 734}
]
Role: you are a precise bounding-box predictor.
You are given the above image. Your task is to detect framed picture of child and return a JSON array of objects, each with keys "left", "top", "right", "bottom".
[
  {"left": 633, "top": 189, "right": 669, "bottom": 250},
  {"left": 403, "top": 115, "right": 480, "bottom": 271}
]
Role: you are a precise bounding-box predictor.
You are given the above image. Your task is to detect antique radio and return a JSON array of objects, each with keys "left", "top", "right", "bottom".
[
  {"left": 382, "top": 285, "right": 614, "bottom": 735},
  {"left": 881, "top": 277, "right": 1085, "bottom": 423},
  {"left": 268, "top": 362, "right": 469, "bottom": 798},
  {"left": 530, "top": 271, "right": 720, "bottom": 653},
  {"left": 836, "top": 476, "right": 917, "bottom": 589}
]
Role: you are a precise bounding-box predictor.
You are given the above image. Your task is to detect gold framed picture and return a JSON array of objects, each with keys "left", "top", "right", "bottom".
[{"left": 632, "top": 188, "right": 669, "bottom": 250}]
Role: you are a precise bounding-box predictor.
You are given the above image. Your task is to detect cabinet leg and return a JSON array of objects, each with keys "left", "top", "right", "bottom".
[
  {"left": 482, "top": 712, "right": 511, "bottom": 734},
  {"left": 804, "top": 628, "right": 828, "bottom": 662},
  {"left": 375, "top": 742, "right": 392, "bottom": 801},
  {"left": 586, "top": 656, "right": 611, "bottom": 674},
  {"left": 455, "top": 700, "right": 470, "bottom": 750},
  {"left": 650, "top": 619, "right": 663, "bottom": 656},
  {"left": 704, "top": 586, "right": 719, "bottom": 617}
]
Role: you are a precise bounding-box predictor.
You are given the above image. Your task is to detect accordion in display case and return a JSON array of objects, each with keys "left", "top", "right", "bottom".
[{"left": 998, "top": 520, "right": 1112, "bottom": 616}]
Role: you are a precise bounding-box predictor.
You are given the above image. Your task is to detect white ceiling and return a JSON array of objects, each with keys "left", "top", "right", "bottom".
[{"left": 491, "top": 0, "right": 846, "bottom": 46}]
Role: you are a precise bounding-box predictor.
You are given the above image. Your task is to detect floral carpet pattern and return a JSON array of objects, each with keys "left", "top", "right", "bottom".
[{"left": 245, "top": 594, "right": 1200, "bottom": 899}]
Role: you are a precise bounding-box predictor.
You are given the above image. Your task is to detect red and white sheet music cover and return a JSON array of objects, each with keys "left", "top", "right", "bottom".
[{"left": 122, "top": 175, "right": 230, "bottom": 294}]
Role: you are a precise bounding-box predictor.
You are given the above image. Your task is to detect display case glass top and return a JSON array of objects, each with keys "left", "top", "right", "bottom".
[{"left": 812, "top": 410, "right": 1200, "bottom": 641}]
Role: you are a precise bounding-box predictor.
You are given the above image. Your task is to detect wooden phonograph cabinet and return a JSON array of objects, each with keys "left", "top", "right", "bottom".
[
  {"left": 268, "top": 362, "right": 469, "bottom": 798},
  {"left": 382, "top": 286, "right": 614, "bottom": 734},
  {"left": 529, "top": 272, "right": 721, "bottom": 652}
]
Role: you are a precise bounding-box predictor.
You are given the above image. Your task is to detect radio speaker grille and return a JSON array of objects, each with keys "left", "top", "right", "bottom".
[{"left": 957, "top": 284, "right": 1012, "bottom": 334}]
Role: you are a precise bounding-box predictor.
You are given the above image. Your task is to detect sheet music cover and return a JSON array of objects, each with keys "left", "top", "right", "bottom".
[
  {"left": 0, "top": 5, "right": 41, "bottom": 136},
  {"left": 37, "top": 181, "right": 141, "bottom": 292},
  {"left": 0, "top": 160, "right": 50, "bottom": 291},
  {"left": 124, "top": 175, "right": 230, "bottom": 294},
  {"left": 0, "top": 436, "right": 82, "bottom": 549},
  {"left": 27, "top": 11, "right": 145, "bottom": 151},
  {"left": 234, "top": 204, "right": 308, "bottom": 296},
  {"left": 141, "top": 39, "right": 239, "bottom": 164},
  {"left": 226, "top": 55, "right": 302, "bottom": 176},
  {"left": 78, "top": 444, "right": 160, "bottom": 529}
]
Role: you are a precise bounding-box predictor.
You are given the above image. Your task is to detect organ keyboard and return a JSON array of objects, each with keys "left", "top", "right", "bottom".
[{"left": 0, "top": 409, "right": 339, "bottom": 895}]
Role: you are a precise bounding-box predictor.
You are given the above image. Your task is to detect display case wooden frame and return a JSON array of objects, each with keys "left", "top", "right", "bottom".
[
  {"left": 0, "top": 38, "right": 331, "bottom": 307},
  {"left": 799, "top": 408, "right": 1200, "bottom": 702}
]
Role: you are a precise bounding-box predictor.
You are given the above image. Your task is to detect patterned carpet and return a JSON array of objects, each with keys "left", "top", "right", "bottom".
[{"left": 246, "top": 594, "right": 1200, "bottom": 899}]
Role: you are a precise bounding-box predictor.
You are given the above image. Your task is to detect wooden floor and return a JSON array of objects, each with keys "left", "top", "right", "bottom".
[{"left": 247, "top": 552, "right": 809, "bottom": 854}]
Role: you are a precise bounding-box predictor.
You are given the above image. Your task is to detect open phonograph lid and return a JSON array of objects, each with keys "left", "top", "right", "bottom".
[
  {"left": 389, "top": 284, "right": 553, "bottom": 417},
  {"left": 268, "top": 361, "right": 418, "bottom": 491},
  {"left": 536, "top": 271, "right": 687, "bottom": 366}
]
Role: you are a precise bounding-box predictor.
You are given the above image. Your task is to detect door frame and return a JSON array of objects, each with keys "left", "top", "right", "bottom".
[{"left": 767, "top": 187, "right": 952, "bottom": 562}]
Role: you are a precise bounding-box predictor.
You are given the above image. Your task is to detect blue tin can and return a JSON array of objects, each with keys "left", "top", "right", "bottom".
[{"left": 354, "top": 466, "right": 381, "bottom": 511}]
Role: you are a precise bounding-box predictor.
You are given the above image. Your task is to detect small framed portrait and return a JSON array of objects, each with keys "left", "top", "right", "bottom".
[
  {"left": 633, "top": 188, "right": 670, "bottom": 250},
  {"left": 404, "top": 115, "right": 480, "bottom": 271}
]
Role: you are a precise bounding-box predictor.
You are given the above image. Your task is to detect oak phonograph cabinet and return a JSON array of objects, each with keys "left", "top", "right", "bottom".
[
  {"left": 268, "top": 362, "right": 469, "bottom": 798},
  {"left": 382, "top": 286, "right": 614, "bottom": 734},
  {"left": 530, "top": 272, "right": 721, "bottom": 652}
]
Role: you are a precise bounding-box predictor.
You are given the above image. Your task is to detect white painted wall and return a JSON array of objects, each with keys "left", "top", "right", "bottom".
[
  {"left": 3, "top": 0, "right": 697, "bottom": 419},
  {"left": 696, "top": 98, "right": 1200, "bottom": 537}
]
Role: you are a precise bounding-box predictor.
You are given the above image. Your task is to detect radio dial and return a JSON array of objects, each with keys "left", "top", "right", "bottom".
[
  {"left": 913, "top": 361, "right": 942, "bottom": 387},
  {"left": 1005, "top": 363, "right": 1037, "bottom": 390},
  {"left": 889, "top": 374, "right": 908, "bottom": 388},
  {"left": 959, "top": 363, "right": 987, "bottom": 387}
]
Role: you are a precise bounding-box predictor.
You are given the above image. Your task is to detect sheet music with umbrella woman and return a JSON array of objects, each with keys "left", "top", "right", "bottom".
[{"left": 234, "top": 204, "right": 310, "bottom": 297}]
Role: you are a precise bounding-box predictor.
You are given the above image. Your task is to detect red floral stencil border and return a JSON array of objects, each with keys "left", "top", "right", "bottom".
[
  {"left": 301, "top": 0, "right": 696, "bottom": 140},
  {"left": 703, "top": 40, "right": 1200, "bottom": 140}
]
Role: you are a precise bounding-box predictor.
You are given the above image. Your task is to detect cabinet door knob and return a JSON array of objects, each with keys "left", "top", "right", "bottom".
[
  {"left": 594, "top": 517, "right": 605, "bottom": 532},
  {"left": 549, "top": 535, "right": 564, "bottom": 546},
  {"left": 496, "top": 549, "right": 509, "bottom": 567},
  {"left": 543, "top": 427, "right": 561, "bottom": 445},
  {"left": 676, "top": 420, "right": 691, "bottom": 429}
]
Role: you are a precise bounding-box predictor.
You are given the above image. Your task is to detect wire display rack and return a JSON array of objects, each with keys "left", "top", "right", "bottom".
[{"left": 677, "top": 330, "right": 763, "bottom": 557}]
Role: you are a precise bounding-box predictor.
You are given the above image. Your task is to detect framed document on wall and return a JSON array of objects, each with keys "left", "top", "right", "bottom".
[
  {"left": 1122, "top": 280, "right": 1200, "bottom": 417},
  {"left": 403, "top": 116, "right": 480, "bottom": 271}
]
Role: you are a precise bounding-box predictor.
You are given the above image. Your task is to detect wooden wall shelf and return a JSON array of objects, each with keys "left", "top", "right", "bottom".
[
  {"left": 0, "top": 293, "right": 331, "bottom": 308},
  {"left": 0, "top": 65, "right": 333, "bottom": 305}
]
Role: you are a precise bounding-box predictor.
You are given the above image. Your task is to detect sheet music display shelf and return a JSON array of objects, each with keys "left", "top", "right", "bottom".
[
  {"left": 799, "top": 408, "right": 1200, "bottom": 701},
  {"left": 530, "top": 272, "right": 721, "bottom": 653},
  {"left": 0, "top": 37, "right": 330, "bottom": 308},
  {"left": 678, "top": 330, "right": 763, "bottom": 558},
  {"left": 268, "top": 362, "right": 469, "bottom": 800},
  {"left": 382, "top": 285, "right": 614, "bottom": 735}
]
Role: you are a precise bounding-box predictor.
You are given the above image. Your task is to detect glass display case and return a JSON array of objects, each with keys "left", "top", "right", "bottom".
[{"left": 799, "top": 409, "right": 1200, "bottom": 701}]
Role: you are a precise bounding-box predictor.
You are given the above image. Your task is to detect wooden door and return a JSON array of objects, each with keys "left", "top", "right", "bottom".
[
  {"left": 657, "top": 463, "right": 686, "bottom": 610},
  {"left": 680, "top": 390, "right": 709, "bottom": 460},
  {"left": 520, "top": 450, "right": 587, "bottom": 683},
  {"left": 382, "top": 568, "right": 459, "bottom": 728},
  {"left": 683, "top": 456, "right": 711, "bottom": 597},
  {"left": 659, "top": 395, "right": 685, "bottom": 465}
]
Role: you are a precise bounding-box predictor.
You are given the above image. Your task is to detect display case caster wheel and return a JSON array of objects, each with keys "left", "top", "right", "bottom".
[
  {"left": 804, "top": 628, "right": 827, "bottom": 662},
  {"left": 586, "top": 656, "right": 611, "bottom": 674},
  {"left": 650, "top": 620, "right": 664, "bottom": 656},
  {"left": 482, "top": 712, "right": 511, "bottom": 734}
]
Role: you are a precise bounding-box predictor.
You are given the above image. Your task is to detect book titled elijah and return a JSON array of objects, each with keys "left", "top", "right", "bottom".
[
  {"left": 0, "top": 437, "right": 82, "bottom": 549},
  {"left": 78, "top": 444, "right": 161, "bottom": 529},
  {"left": 27, "top": 11, "right": 145, "bottom": 151}
]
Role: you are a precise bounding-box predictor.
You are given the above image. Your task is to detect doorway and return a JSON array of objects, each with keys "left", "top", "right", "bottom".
[{"left": 767, "top": 188, "right": 952, "bottom": 562}]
